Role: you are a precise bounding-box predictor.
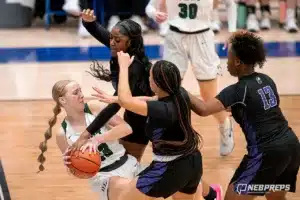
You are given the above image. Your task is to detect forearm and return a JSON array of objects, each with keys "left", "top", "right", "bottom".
[
  {"left": 86, "top": 103, "right": 121, "bottom": 135},
  {"left": 188, "top": 92, "right": 209, "bottom": 116},
  {"left": 82, "top": 21, "right": 110, "bottom": 47},
  {"left": 136, "top": 96, "right": 158, "bottom": 101},
  {"left": 188, "top": 92, "right": 226, "bottom": 116},
  {"left": 159, "top": 0, "right": 167, "bottom": 13},
  {"left": 93, "top": 123, "right": 133, "bottom": 144},
  {"left": 114, "top": 96, "right": 156, "bottom": 104},
  {"left": 118, "top": 68, "right": 133, "bottom": 106}
]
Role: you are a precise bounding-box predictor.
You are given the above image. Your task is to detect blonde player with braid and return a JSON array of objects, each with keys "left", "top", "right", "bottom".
[{"left": 37, "top": 80, "right": 142, "bottom": 200}]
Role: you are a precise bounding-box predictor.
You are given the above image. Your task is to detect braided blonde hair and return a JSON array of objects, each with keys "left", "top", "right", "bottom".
[{"left": 37, "top": 80, "right": 72, "bottom": 172}]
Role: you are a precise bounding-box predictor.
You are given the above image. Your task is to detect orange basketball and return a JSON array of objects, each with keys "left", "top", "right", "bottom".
[{"left": 67, "top": 149, "right": 101, "bottom": 179}]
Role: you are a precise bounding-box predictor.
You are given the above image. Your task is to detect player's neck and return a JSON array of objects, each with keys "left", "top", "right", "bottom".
[
  {"left": 65, "top": 109, "right": 86, "bottom": 125},
  {"left": 157, "top": 90, "right": 169, "bottom": 99},
  {"left": 238, "top": 67, "right": 255, "bottom": 78}
]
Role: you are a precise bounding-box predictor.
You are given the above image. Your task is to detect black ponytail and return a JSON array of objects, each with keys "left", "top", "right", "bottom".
[{"left": 152, "top": 60, "right": 202, "bottom": 155}]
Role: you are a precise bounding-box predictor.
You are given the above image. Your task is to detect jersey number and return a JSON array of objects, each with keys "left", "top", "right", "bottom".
[
  {"left": 178, "top": 3, "right": 198, "bottom": 19},
  {"left": 98, "top": 143, "right": 113, "bottom": 161},
  {"left": 257, "top": 85, "right": 277, "bottom": 110}
]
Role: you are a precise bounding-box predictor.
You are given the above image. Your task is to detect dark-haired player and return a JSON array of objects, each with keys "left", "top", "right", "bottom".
[
  {"left": 71, "top": 9, "right": 153, "bottom": 161},
  {"left": 188, "top": 30, "right": 300, "bottom": 200},
  {"left": 79, "top": 51, "right": 225, "bottom": 200}
]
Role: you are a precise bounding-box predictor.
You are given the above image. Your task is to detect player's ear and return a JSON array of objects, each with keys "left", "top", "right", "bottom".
[
  {"left": 58, "top": 97, "right": 66, "bottom": 105},
  {"left": 126, "top": 39, "right": 131, "bottom": 49},
  {"left": 235, "top": 57, "right": 241, "bottom": 67}
]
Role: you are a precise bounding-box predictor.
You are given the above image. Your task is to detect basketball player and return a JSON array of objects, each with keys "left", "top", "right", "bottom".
[
  {"left": 188, "top": 31, "right": 300, "bottom": 200},
  {"left": 78, "top": 51, "right": 223, "bottom": 200},
  {"left": 145, "top": 0, "right": 235, "bottom": 157},
  {"left": 210, "top": 0, "right": 237, "bottom": 33},
  {"left": 71, "top": 9, "right": 153, "bottom": 161},
  {"left": 37, "top": 80, "right": 143, "bottom": 200}
]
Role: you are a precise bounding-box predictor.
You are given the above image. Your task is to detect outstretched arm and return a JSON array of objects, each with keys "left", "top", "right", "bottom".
[
  {"left": 87, "top": 100, "right": 133, "bottom": 143},
  {"left": 81, "top": 9, "right": 110, "bottom": 47},
  {"left": 91, "top": 87, "right": 157, "bottom": 105},
  {"left": 187, "top": 83, "right": 247, "bottom": 116},
  {"left": 187, "top": 92, "right": 225, "bottom": 116}
]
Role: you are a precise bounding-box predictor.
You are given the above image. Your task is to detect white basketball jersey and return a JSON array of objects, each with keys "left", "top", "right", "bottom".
[
  {"left": 61, "top": 104, "right": 126, "bottom": 168},
  {"left": 166, "top": 0, "right": 213, "bottom": 32}
]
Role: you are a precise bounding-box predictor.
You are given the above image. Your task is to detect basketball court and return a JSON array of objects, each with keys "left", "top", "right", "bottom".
[{"left": 0, "top": 19, "right": 299, "bottom": 200}]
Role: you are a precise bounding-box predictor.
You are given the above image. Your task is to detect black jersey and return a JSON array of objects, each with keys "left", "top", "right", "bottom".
[
  {"left": 145, "top": 87, "right": 195, "bottom": 156},
  {"left": 83, "top": 21, "right": 153, "bottom": 144},
  {"left": 216, "top": 72, "right": 298, "bottom": 155}
]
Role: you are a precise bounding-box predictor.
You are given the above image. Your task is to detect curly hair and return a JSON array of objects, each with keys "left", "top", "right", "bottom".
[{"left": 229, "top": 30, "right": 266, "bottom": 68}]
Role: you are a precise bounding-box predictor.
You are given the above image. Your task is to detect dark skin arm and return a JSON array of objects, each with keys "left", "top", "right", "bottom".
[
  {"left": 81, "top": 9, "right": 110, "bottom": 47},
  {"left": 187, "top": 91, "right": 226, "bottom": 116}
]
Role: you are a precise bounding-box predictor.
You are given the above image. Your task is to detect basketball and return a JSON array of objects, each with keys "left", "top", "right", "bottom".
[{"left": 67, "top": 149, "right": 101, "bottom": 179}]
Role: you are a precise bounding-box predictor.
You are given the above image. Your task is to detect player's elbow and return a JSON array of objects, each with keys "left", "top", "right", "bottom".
[
  {"left": 195, "top": 109, "right": 210, "bottom": 117},
  {"left": 199, "top": 109, "right": 210, "bottom": 116},
  {"left": 191, "top": 104, "right": 209, "bottom": 117},
  {"left": 122, "top": 123, "right": 133, "bottom": 136},
  {"left": 126, "top": 123, "right": 133, "bottom": 135}
]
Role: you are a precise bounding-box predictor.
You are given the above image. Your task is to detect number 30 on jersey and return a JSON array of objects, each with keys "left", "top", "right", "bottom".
[{"left": 178, "top": 3, "right": 198, "bottom": 19}]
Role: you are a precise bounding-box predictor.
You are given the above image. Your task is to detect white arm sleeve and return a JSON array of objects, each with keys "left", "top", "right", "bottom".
[{"left": 146, "top": 0, "right": 158, "bottom": 19}]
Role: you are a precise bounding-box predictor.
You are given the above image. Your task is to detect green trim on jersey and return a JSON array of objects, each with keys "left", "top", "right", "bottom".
[
  {"left": 60, "top": 103, "right": 113, "bottom": 161},
  {"left": 84, "top": 103, "right": 93, "bottom": 115},
  {"left": 61, "top": 103, "right": 92, "bottom": 133}
]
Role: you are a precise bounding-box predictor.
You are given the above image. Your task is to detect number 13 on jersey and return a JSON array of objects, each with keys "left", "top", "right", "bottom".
[
  {"left": 178, "top": 3, "right": 198, "bottom": 19},
  {"left": 257, "top": 85, "right": 278, "bottom": 110}
]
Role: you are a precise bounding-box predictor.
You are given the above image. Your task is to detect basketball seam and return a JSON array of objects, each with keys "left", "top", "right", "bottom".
[
  {"left": 75, "top": 155, "right": 100, "bottom": 166},
  {"left": 70, "top": 163, "right": 96, "bottom": 174}
]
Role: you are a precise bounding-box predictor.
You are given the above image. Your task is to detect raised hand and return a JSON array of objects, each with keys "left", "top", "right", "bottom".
[
  {"left": 81, "top": 9, "right": 96, "bottom": 22},
  {"left": 91, "top": 87, "right": 118, "bottom": 104},
  {"left": 117, "top": 51, "right": 135, "bottom": 69}
]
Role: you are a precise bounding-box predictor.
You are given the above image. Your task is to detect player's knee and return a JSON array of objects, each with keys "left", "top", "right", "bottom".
[
  {"left": 265, "top": 191, "right": 287, "bottom": 200},
  {"left": 224, "top": 183, "right": 241, "bottom": 200}
]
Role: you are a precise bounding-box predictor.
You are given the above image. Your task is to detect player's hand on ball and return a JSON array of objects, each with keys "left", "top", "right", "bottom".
[
  {"left": 81, "top": 9, "right": 96, "bottom": 22},
  {"left": 63, "top": 147, "right": 71, "bottom": 165},
  {"left": 70, "top": 135, "right": 89, "bottom": 151},
  {"left": 80, "top": 139, "right": 98, "bottom": 154}
]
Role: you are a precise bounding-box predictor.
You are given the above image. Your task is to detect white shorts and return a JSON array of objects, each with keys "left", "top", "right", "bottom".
[
  {"left": 88, "top": 155, "right": 140, "bottom": 200},
  {"left": 163, "top": 29, "right": 221, "bottom": 81}
]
